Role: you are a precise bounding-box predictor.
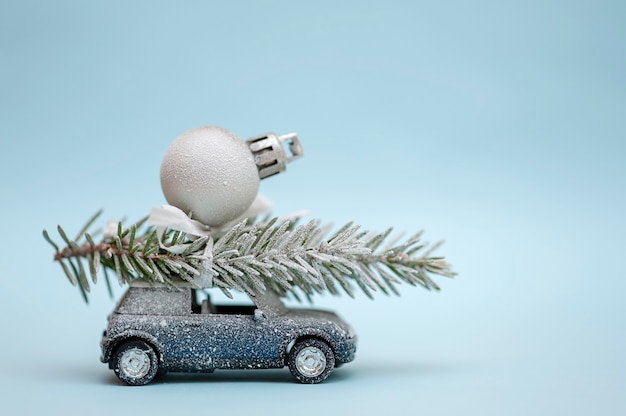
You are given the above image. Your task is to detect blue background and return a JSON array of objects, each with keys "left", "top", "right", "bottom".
[{"left": 1, "top": 1, "right": 624, "bottom": 415}]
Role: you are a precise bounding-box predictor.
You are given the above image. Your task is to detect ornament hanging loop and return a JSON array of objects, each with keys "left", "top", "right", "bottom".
[{"left": 246, "top": 132, "right": 303, "bottom": 179}]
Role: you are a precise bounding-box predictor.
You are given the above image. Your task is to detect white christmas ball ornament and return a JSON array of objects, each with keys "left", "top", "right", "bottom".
[{"left": 160, "top": 126, "right": 260, "bottom": 227}]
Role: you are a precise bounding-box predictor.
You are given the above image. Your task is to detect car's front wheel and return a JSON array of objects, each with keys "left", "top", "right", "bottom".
[
  {"left": 288, "top": 338, "right": 335, "bottom": 384},
  {"left": 112, "top": 340, "right": 159, "bottom": 386}
]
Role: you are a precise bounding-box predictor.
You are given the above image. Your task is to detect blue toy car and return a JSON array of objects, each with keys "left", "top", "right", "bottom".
[{"left": 101, "top": 285, "right": 357, "bottom": 385}]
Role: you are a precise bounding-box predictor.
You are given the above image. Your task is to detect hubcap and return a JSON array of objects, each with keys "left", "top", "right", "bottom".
[
  {"left": 119, "top": 347, "right": 151, "bottom": 379},
  {"left": 295, "top": 346, "right": 326, "bottom": 377}
]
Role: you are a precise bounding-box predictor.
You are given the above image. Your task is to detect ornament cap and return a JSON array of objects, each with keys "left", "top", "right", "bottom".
[{"left": 246, "top": 132, "right": 303, "bottom": 179}]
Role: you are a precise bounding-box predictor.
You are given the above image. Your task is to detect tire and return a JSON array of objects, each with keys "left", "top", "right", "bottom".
[
  {"left": 288, "top": 338, "right": 335, "bottom": 384},
  {"left": 112, "top": 340, "right": 159, "bottom": 386}
]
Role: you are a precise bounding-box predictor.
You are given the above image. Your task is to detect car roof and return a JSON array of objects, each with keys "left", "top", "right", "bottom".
[{"left": 116, "top": 286, "right": 193, "bottom": 315}]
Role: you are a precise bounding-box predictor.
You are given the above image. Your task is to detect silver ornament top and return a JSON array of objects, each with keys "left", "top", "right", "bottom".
[{"left": 246, "top": 132, "right": 303, "bottom": 179}]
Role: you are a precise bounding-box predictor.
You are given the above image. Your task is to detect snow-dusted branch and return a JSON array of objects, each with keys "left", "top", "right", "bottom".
[{"left": 44, "top": 211, "right": 455, "bottom": 303}]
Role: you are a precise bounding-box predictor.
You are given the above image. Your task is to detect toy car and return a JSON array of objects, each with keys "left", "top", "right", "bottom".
[{"left": 100, "top": 284, "right": 357, "bottom": 385}]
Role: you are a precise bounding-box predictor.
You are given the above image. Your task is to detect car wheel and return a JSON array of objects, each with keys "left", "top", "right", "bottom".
[
  {"left": 112, "top": 340, "right": 159, "bottom": 386},
  {"left": 288, "top": 338, "right": 335, "bottom": 384}
]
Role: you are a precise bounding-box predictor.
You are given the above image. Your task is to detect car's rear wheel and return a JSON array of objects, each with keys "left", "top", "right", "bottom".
[
  {"left": 288, "top": 338, "right": 335, "bottom": 384},
  {"left": 112, "top": 340, "right": 159, "bottom": 386}
]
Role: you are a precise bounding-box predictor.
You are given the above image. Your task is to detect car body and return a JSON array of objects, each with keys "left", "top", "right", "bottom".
[{"left": 100, "top": 284, "right": 357, "bottom": 385}]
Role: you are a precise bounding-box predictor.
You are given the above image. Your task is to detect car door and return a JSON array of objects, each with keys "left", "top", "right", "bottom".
[{"left": 191, "top": 310, "right": 285, "bottom": 369}]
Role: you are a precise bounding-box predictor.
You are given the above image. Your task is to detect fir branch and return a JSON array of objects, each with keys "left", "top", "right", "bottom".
[{"left": 44, "top": 212, "right": 455, "bottom": 302}]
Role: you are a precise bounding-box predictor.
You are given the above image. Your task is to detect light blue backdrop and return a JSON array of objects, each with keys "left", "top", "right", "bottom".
[{"left": 1, "top": 1, "right": 624, "bottom": 415}]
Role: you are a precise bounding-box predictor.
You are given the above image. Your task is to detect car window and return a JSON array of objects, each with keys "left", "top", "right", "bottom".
[{"left": 193, "top": 289, "right": 256, "bottom": 316}]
